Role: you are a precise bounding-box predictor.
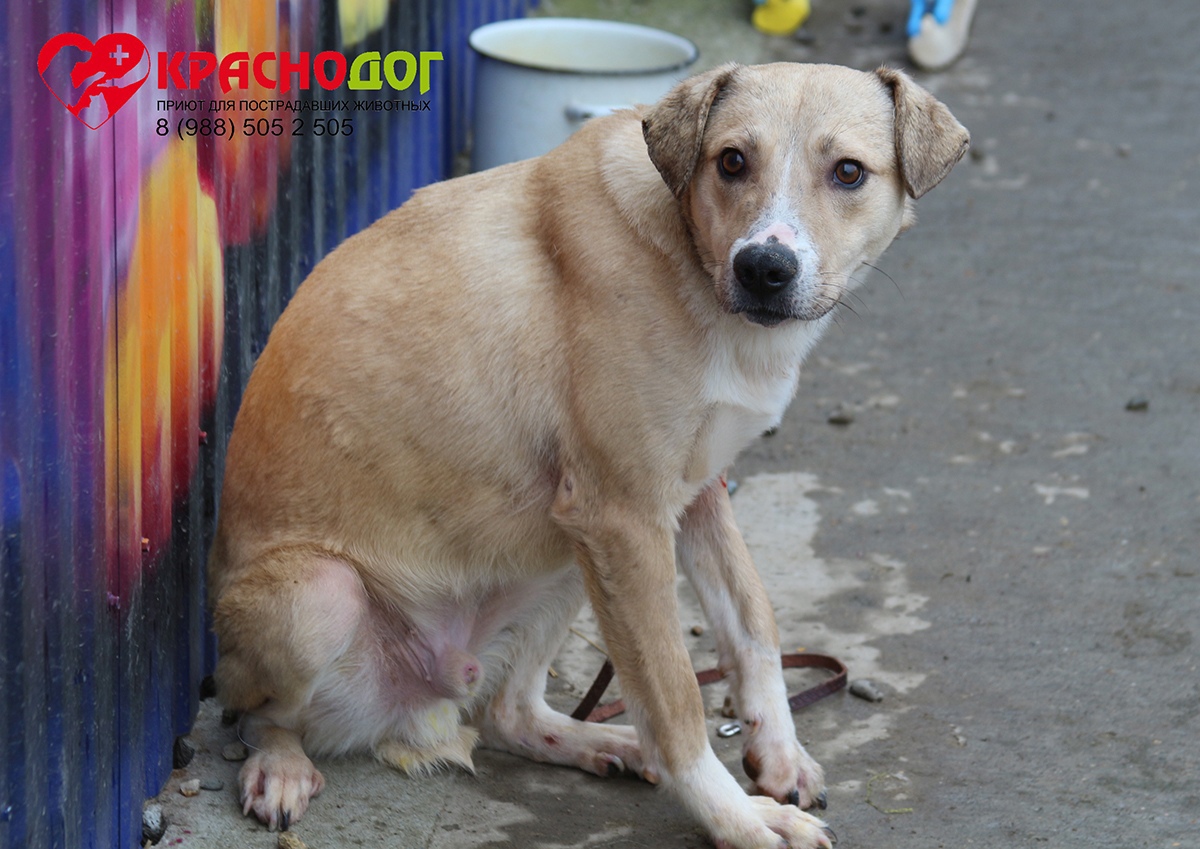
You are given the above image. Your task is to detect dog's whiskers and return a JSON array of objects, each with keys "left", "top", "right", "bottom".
[
  {"left": 832, "top": 297, "right": 859, "bottom": 318},
  {"left": 845, "top": 289, "right": 869, "bottom": 311},
  {"left": 862, "top": 262, "right": 903, "bottom": 299}
]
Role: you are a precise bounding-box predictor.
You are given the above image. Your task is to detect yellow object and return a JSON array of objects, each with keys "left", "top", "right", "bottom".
[
  {"left": 752, "top": 0, "right": 811, "bottom": 36},
  {"left": 338, "top": 0, "right": 389, "bottom": 46}
]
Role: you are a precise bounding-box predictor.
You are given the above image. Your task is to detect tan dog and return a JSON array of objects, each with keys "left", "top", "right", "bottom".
[{"left": 210, "top": 62, "right": 967, "bottom": 849}]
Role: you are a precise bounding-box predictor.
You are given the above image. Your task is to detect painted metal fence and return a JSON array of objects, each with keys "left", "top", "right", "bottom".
[{"left": 0, "top": 1, "right": 533, "bottom": 846}]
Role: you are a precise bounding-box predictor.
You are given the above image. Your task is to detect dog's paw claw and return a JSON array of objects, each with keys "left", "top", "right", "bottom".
[
  {"left": 814, "top": 790, "right": 827, "bottom": 811},
  {"left": 238, "top": 748, "right": 323, "bottom": 831},
  {"left": 743, "top": 735, "right": 825, "bottom": 810},
  {"left": 602, "top": 754, "right": 624, "bottom": 777},
  {"left": 822, "top": 825, "right": 838, "bottom": 844}
]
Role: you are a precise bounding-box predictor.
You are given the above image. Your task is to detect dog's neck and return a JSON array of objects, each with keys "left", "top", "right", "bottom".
[{"left": 598, "top": 113, "right": 701, "bottom": 271}]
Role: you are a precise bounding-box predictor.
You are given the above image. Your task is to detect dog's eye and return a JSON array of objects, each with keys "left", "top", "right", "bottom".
[
  {"left": 718, "top": 148, "right": 746, "bottom": 179},
  {"left": 833, "top": 159, "right": 866, "bottom": 188}
]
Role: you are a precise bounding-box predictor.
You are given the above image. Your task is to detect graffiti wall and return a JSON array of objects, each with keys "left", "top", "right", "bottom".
[{"left": 0, "top": 1, "right": 532, "bottom": 846}]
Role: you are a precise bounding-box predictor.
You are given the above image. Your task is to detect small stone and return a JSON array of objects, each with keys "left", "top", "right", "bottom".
[
  {"left": 222, "top": 742, "right": 249, "bottom": 762},
  {"left": 1125, "top": 397, "right": 1149, "bottom": 412},
  {"left": 849, "top": 679, "right": 885, "bottom": 702},
  {"left": 1116, "top": 143, "right": 1132, "bottom": 157},
  {"left": 142, "top": 805, "right": 167, "bottom": 844},
  {"left": 827, "top": 407, "right": 855, "bottom": 426},
  {"left": 199, "top": 778, "right": 225, "bottom": 792},
  {"left": 172, "top": 737, "right": 196, "bottom": 769},
  {"left": 179, "top": 779, "right": 201, "bottom": 797},
  {"left": 690, "top": 625, "right": 705, "bottom": 636},
  {"left": 278, "top": 832, "right": 308, "bottom": 849}
]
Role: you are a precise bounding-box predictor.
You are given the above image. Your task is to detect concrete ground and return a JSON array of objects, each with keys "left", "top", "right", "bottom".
[{"left": 151, "top": 1, "right": 1199, "bottom": 846}]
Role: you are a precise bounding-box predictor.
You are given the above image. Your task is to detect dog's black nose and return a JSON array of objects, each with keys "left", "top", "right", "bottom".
[{"left": 733, "top": 242, "right": 799, "bottom": 299}]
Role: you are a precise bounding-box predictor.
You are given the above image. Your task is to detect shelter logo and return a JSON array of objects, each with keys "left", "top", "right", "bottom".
[{"left": 38, "top": 32, "right": 150, "bottom": 129}]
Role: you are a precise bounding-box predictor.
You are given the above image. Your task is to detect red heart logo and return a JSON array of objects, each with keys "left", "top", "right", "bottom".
[{"left": 39, "top": 32, "right": 150, "bottom": 130}]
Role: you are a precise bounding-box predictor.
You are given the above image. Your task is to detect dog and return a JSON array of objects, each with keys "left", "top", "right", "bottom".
[{"left": 210, "top": 62, "right": 967, "bottom": 849}]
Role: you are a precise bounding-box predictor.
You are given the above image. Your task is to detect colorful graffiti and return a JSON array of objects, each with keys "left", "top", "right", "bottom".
[
  {"left": 210, "top": 0, "right": 291, "bottom": 244},
  {"left": 1, "top": 2, "right": 534, "bottom": 847},
  {"left": 111, "top": 135, "right": 224, "bottom": 602}
]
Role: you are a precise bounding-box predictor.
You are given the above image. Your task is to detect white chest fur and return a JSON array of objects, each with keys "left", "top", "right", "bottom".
[{"left": 685, "top": 317, "right": 829, "bottom": 485}]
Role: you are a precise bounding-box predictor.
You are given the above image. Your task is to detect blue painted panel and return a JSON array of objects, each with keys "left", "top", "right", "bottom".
[{"left": 0, "top": 1, "right": 536, "bottom": 847}]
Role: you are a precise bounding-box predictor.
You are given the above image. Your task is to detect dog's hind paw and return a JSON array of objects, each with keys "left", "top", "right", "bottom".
[
  {"left": 479, "top": 701, "right": 647, "bottom": 781},
  {"left": 238, "top": 747, "right": 324, "bottom": 831}
]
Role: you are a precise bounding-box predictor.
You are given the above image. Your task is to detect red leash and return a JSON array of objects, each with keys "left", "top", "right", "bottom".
[{"left": 571, "top": 652, "right": 847, "bottom": 724}]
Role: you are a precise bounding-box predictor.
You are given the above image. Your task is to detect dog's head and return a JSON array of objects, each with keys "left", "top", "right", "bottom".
[{"left": 642, "top": 63, "right": 969, "bottom": 327}]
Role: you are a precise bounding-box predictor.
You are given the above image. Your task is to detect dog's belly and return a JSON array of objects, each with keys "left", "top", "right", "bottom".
[{"left": 300, "top": 564, "right": 579, "bottom": 755}]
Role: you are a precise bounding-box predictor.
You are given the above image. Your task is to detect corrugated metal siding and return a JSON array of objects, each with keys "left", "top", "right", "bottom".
[{"left": 0, "top": 1, "right": 534, "bottom": 847}]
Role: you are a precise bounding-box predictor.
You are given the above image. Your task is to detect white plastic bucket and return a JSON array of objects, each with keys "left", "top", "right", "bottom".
[{"left": 468, "top": 18, "right": 699, "bottom": 172}]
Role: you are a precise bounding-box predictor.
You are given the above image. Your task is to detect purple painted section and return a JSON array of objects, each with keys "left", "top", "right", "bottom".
[{"left": 0, "top": 1, "right": 534, "bottom": 846}]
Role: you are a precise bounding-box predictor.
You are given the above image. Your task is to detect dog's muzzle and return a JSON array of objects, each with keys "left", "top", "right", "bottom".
[{"left": 731, "top": 240, "right": 803, "bottom": 327}]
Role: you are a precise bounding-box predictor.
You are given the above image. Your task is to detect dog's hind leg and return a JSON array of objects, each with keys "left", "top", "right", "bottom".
[
  {"left": 213, "top": 550, "right": 366, "bottom": 830},
  {"left": 475, "top": 566, "right": 647, "bottom": 780}
]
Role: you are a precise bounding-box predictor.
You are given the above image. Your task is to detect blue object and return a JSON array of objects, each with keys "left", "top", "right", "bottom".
[
  {"left": 1, "top": 2, "right": 538, "bottom": 848},
  {"left": 908, "top": 0, "right": 955, "bottom": 37}
]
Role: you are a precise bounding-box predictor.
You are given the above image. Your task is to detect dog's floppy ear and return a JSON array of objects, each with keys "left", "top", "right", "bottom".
[
  {"left": 642, "top": 63, "right": 740, "bottom": 198},
  {"left": 876, "top": 67, "right": 970, "bottom": 199}
]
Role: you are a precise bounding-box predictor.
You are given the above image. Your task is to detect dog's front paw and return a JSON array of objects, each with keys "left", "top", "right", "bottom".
[
  {"left": 741, "top": 732, "right": 826, "bottom": 811},
  {"left": 712, "top": 796, "right": 834, "bottom": 849},
  {"left": 239, "top": 748, "right": 325, "bottom": 831}
]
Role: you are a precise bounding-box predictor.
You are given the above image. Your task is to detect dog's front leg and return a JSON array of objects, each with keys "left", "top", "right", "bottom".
[
  {"left": 555, "top": 478, "right": 831, "bottom": 849},
  {"left": 678, "top": 479, "right": 826, "bottom": 811}
]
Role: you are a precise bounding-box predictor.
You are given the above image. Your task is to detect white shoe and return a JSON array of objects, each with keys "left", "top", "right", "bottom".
[{"left": 907, "top": 0, "right": 979, "bottom": 71}]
